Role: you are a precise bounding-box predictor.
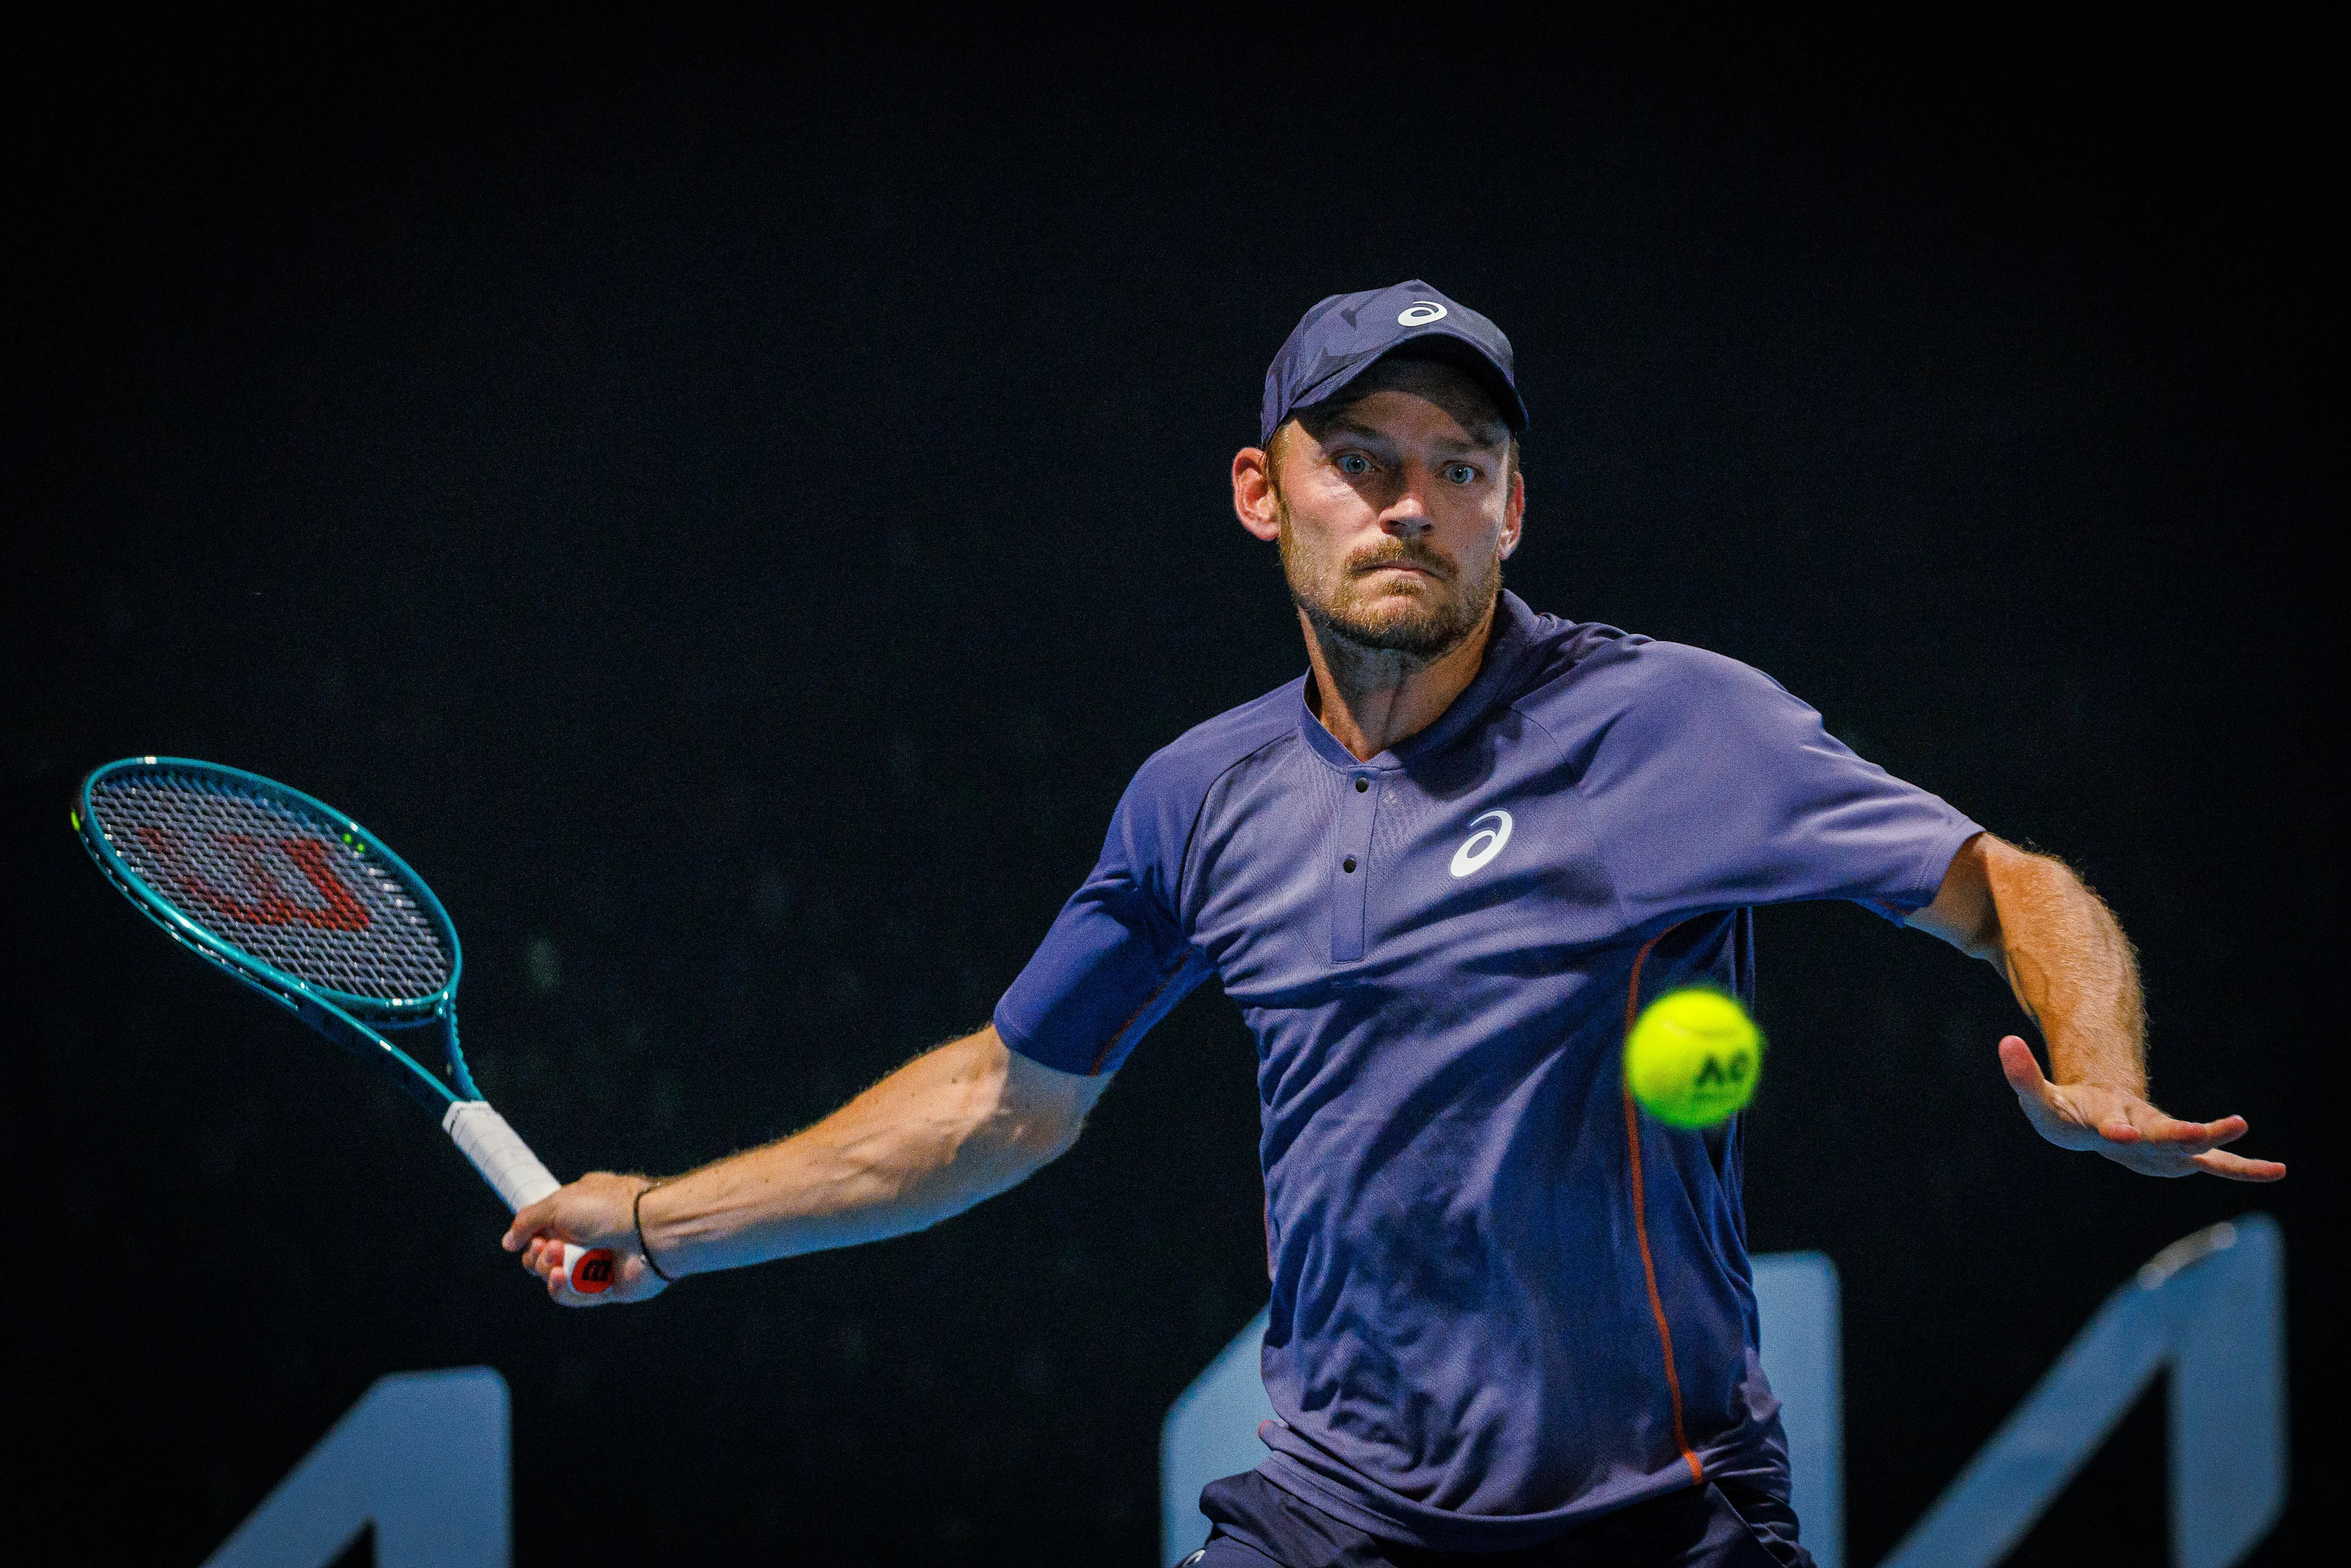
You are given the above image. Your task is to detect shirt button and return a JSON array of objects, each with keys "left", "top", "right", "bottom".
[
  {"left": 1343, "top": 856, "right": 1357, "bottom": 872},
  {"left": 1354, "top": 777, "right": 1368, "bottom": 792}
]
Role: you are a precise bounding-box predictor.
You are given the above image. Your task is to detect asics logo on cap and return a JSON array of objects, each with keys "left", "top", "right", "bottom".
[
  {"left": 1398, "top": 301, "right": 1449, "bottom": 326},
  {"left": 1449, "top": 810, "right": 1513, "bottom": 878}
]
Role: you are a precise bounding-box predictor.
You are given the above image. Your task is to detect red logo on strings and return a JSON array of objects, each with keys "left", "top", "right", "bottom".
[{"left": 136, "top": 827, "right": 372, "bottom": 932}]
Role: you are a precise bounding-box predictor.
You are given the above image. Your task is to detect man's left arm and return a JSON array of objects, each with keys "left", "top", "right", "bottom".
[{"left": 1907, "top": 832, "right": 2285, "bottom": 1181}]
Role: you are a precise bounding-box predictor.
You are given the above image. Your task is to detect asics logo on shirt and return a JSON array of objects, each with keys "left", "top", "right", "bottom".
[
  {"left": 1449, "top": 810, "right": 1513, "bottom": 878},
  {"left": 1398, "top": 301, "right": 1449, "bottom": 326}
]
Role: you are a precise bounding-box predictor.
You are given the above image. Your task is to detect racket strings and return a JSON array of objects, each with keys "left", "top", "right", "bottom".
[{"left": 89, "top": 770, "right": 452, "bottom": 1002}]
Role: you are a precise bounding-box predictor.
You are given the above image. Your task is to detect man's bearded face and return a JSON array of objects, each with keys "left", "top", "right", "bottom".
[
  {"left": 1269, "top": 367, "right": 1516, "bottom": 664},
  {"left": 1278, "top": 503, "right": 1502, "bottom": 661}
]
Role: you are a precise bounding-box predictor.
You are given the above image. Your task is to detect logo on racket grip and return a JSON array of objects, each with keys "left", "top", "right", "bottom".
[{"left": 570, "top": 1250, "right": 617, "bottom": 1294}]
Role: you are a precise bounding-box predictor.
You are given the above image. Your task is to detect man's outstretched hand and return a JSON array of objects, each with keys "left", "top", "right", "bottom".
[
  {"left": 502, "top": 1171, "right": 673, "bottom": 1306},
  {"left": 1997, "top": 1037, "right": 2285, "bottom": 1182}
]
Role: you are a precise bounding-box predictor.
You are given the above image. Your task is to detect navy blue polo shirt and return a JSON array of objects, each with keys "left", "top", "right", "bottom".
[{"left": 994, "top": 592, "right": 1980, "bottom": 1551}]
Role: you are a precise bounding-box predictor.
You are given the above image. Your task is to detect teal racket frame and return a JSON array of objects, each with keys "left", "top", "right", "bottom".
[{"left": 74, "top": 756, "right": 478, "bottom": 1110}]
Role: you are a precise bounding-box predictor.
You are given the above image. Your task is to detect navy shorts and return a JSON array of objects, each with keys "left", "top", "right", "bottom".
[{"left": 1182, "top": 1471, "right": 1813, "bottom": 1568}]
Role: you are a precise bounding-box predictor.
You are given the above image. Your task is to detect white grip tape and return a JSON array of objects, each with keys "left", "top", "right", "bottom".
[
  {"left": 442, "top": 1100, "right": 561, "bottom": 1212},
  {"left": 442, "top": 1101, "right": 612, "bottom": 1294}
]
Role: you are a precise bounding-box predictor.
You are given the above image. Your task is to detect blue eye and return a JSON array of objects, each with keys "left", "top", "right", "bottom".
[
  {"left": 1337, "top": 454, "right": 1371, "bottom": 476},
  {"left": 1445, "top": 464, "right": 1479, "bottom": 484}
]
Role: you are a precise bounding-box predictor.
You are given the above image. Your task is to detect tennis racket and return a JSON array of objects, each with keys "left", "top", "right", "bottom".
[{"left": 73, "top": 756, "right": 616, "bottom": 1294}]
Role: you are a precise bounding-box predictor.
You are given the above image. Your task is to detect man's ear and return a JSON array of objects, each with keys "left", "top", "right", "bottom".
[
  {"left": 1498, "top": 467, "right": 1526, "bottom": 559},
  {"left": 1233, "top": 443, "right": 1283, "bottom": 542}
]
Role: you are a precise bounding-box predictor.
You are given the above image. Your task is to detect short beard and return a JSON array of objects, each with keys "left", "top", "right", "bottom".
[{"left": 1281, "top": 514, "right": 1502, "bottom": 664}]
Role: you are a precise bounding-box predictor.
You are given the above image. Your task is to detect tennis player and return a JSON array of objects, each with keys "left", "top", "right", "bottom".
[{"left": 508, "top": 281, "right": 2284, "bottom": 1567}]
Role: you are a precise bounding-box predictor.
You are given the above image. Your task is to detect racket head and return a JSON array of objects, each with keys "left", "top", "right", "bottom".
[{"left": 75, "top": 757, "right": 464, "bottom": 1024}]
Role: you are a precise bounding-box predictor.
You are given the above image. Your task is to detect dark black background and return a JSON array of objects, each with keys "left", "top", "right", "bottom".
[{"left": 4, "top": 21, "right": 2329, "bottom": 1566}]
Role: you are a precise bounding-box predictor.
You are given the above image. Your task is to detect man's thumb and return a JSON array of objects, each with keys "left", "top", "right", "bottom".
[
  {"left": 502, "top": 1195, "right": 555, "bottom": 1253},
  {"left": 1996, "top": 1035, "right": 2045, "bottom": 1096}
]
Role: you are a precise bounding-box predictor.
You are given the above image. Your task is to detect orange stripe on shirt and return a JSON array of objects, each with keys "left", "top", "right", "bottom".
[
  {"left": 1623, "top": 928, "right": 1706, "bottom": 1487},
  {"left": 1089, "top": 965, "right": 1188, "bottom": 1075}
]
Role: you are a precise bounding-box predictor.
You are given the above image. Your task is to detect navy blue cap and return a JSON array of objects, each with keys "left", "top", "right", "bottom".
[{"left": 1260, "top": 280, "right": 1528, "bottom": 445}]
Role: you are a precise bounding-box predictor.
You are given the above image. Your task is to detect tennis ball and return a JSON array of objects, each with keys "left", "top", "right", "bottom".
[{"left": 1625, "top": 988, "right": 1763, "bottom": 1129}]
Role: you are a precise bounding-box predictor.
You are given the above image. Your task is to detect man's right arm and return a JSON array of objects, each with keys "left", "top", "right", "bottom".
[{"left": 503, "top": 1025, "right": 1111, "bottom": 1305}]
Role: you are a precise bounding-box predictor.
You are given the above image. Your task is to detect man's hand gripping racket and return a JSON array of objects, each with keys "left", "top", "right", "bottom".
[
  {"left": 75, "top": 757, "right": 628, "bottom": 1300},
  {"left": 503, "top": 1170, "right": 672, "bottom": 1304}
]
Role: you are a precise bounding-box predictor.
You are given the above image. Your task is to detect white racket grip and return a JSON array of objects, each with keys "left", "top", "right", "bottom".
[
  {"left": 443, "top": 1100, "right": 561, "bottom": 1210},
  {"left": 443, "top": 1100, "right": 615, "bottom": 1295}
]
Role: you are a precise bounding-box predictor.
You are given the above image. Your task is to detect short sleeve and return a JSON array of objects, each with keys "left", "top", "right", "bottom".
[
  {"left": 1575, "top": 645, "right": 1983, "bottom": 928},
  {"left": 993, "top": 769, "right": 1213, "bottom": 1076}
]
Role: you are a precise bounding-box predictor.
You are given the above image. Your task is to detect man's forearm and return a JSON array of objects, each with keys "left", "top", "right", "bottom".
[
  {"left": 1937, "top": 836, "right": 2148, "bottom": 1092},
  {"left": 636, "top": 1027, "right": 1092, "bottom": 1277},
  {"left": 1906, "top": 831, "right": 2279, "bottom": 1182}
]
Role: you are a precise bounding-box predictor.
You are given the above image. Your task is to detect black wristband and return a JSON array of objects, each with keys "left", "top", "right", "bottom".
[{"left": 634, "top": 1180, "right": 677, "bottom": 1283}]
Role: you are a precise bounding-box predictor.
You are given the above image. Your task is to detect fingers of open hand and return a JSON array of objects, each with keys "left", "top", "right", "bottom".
[
  {"left": 2131, "top": 1110, "right": 2246, "bottom": 1149},
  {"left": 2191, "top": 1147, "right": 2289, "bottom": 1183},
  {"left": 2064, "top": 1095, "right": 2206, "bottom": 1164},
  {"left": 2075, "top": 1100, "right": 2278, "bottom": 1179},
  {"left": 1995, "top": 1039, "right": 2280, "bottom": 1179}
]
